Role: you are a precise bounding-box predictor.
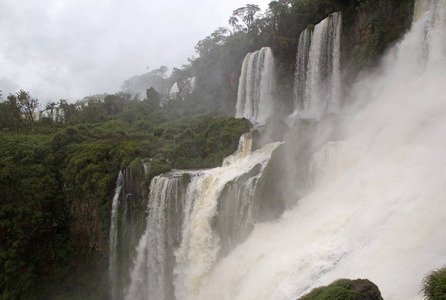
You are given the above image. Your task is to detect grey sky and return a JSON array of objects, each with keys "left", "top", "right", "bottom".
[{"left": 0, "top": 0, "right": 270, "bottom": 103}]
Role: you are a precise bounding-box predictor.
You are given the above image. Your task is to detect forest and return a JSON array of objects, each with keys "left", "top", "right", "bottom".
[{"left": 1, "top": 0, "right": 445, "bottom": 299}]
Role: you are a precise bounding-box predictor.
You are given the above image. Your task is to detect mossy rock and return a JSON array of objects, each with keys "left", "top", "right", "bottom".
[{"left": 298, "top": 278, "right": 383, "bottom": 300}]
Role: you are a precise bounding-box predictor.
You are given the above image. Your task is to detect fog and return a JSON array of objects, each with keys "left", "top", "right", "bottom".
[
  {"left": 0, "top": 0, "right": 269, "bottom": 103},
  {"left": 193, "top": 1, "right": 446, "bottom": 299}
]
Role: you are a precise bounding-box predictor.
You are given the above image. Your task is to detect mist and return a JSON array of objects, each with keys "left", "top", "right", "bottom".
[{"left": 192, "top": 1, "right": 446, "bottom": 299}]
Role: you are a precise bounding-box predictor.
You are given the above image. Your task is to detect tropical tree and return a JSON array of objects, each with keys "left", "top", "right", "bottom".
[
  {"left": 3, "top": 90, "right": 39, "bottom": 132},
  {"left": 16, "top": 90, "right": 39, "bottom": 126},
  {"left": 146, "top": 87, "right": 161, "bottom": 107},
  {"left": 148, "top": 65, "right": 169, "bottom": 78},
  {"left": 195, "top": 27, "right": 229, "bottom": 57},
  {"left": 228, "top": 4, "right": 261, "bottom": 32}
]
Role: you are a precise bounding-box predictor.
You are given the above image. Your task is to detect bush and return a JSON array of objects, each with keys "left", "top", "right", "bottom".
[
  {"left": 146, "top": 162, "right": 172, "bottom": 184},
  {"left": 298, "top": 278, "right": 383, "bottom": 300},
  {"left": 422, "top": 267, "right": 446, "bottom": 300}
]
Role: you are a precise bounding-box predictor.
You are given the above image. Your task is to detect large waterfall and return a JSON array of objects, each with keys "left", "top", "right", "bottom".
[
  {"left": 235, "top": 47, "right": 276, "bottom": 125},
  {"left": 111, "top": 0, "right": 446, "bottom": 299},
  {"left": 123, "top": 138, "right": 281, "bottom": 300},
  {"left": 294, "top": 12, "right": 342, "bottom": 118},
  {"left": 193, "top": 1, "right": 446, "bottom": 299}
]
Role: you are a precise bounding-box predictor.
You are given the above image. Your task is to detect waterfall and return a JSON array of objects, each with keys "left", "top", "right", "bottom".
[
  {"left": 124, "top": 141, "right": 281, "bottom": 300},
  {"left": 169, "top": 82, "right": 180, "bottom": 98},
  {"left": 294, "top": 29, "right": 312, "bottom": 114},
  {"left": 222, "top": 132, "right": 253, "bottom": 166},
  {"left": 240, "top": 132, "right": 252, "bottom": 158},
  {"left": 113, "top": 1, "right": 446, "bottom": 299},
  {"left": 190, "top": 77, "right": 197, "bottom": 92},
  {"left": 109, "top": 171, "right": 124, "bottom": 300},
  {"left": 169, "top": 77, "right": 196, "bottom": 101},
  {"left": 125, "top": 173, "right": 187, "bottom": 300},
  {"left": 193, "top": 1, "right": 446, "bottom": 299},
  {"left": 294, "top": 12, "right": 342, "bottom": 118},
  {"left": 235, "top": 47, "right": 276, "bottom": 125}
]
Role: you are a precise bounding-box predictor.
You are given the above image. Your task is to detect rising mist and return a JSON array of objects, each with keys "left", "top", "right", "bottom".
[{"left": 193, "top": 1, "right": 446, "bottom": 299}]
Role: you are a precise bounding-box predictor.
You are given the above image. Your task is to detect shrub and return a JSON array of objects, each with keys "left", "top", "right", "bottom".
[
  {"left": 422, "top": 267, "right": 446, "bottom": 300},
  {"left": 298, "top": 278, "right": 383, "bottom": 300}
]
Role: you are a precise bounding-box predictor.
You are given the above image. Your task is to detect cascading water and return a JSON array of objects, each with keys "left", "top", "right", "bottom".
[
  {"left": 192, "top": 1, "right": 446, "bottom": 299},
  {"left": 123, "top": 137, "right": 281, "bottom": 300},
  {"left": 109, "top": 171, "right": 124, "bottom": 300},
  {"left": 169, "top": 77, "right": 197, "bottom": 101},
  {"left": 169, "top": 82, "right": 180, "bottom": 98},
  {"left": 235, "top": 47, "right": 276, "bottom": 125},
  {"left": 294, "top": 12, "right": 342, "bottom": 118},
  {"left": 125, "top": 173, "right": 188, "bottom": 300},
  {"left": 112, "top": 2, "right": 446, "bottom": 299},
  {"left": 294, "top": 29, "right": 312, "bottom": 114},
  {"left": 222, "top": 132, "right": 252, "bottom": 166}
]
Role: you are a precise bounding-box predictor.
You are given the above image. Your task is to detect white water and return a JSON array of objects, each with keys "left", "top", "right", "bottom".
[
  {"left": 194, "top": 1, "right": 446, "bottom": 299},
  {"left": 125, "top": 174, "right": 184, "bottom": 300},
  {"left": 235, "top": 47, "right": 276, "bottom": 125},
  {"left": 174, "top": 142, "right": 281, "bottom": 299},
  {"left": 294, "top": 12, "right": 342, "bottom": 118},
  {"left": 190, "top": 77, "right": 197, "bottom": 92},
  {"left": 124, "top": 137, "right": 281, "bottom": 300},
  {"left": 109, "top": 171, "right": 124, "bottom": 300},
  {"left": 169, "top": 82, "right": 180, "bottom": 98},
  {"left": 222, "top": 132, "right": 253, "bottom": 166},
  {"left": 169, "top": 77, "right": 196, "bottom": 101}
]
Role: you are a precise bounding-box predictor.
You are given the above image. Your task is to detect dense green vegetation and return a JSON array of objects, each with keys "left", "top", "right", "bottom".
[
  {"left": 422, "top": 267, "right": 446, "bottom": 300},
  {"left": 0, "top": 88, "right": 249, "bottom": 299},
  {"left": 0, "top": 0, "right": 418, "bottom": 298}
]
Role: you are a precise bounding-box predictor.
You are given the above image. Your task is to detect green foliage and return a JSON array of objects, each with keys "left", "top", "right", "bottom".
[
  {"left": 228, "top": 4, "right": 262, "bottom": 33},
  {"left": 0, "top": 89, "right": 251, "bottom": 300},
  {"left": 146, "top": 161, "right": 172, "bottom": 185},
  {"left": 146, "top": 87, "right": 161, "bottom": 107},
  {"left": 349, "top": 0, "right": 414, "bottom": 72},
  {"left": 129, "top": 157, "right": 144, "bottom": 174},
  {"left": 0, "top": 134, "right": 71, "bottom": 299},
  {"left": 0, "top": 90, "right": 39, "bottom": 133},
  {"left": 422, "top": 267, "right": 446, "bottom": 300},
  {"left": 121, "top": 67, "right": 169, "bottom": 96},
  {"left": 298, "top": 278, "right": 383, "bottom": 300},
  {"left": 169, "top": 116, "right": 250, "bottom": 168}
]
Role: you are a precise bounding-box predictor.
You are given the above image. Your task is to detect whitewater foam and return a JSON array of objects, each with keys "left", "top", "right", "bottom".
[{"left": 195, "top": 1, "right": 446, "bottom": 299}]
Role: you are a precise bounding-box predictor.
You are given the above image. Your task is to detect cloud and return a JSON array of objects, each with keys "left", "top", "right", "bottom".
[{"left": 0, "top": 0, "right": 270, "bottom": 103}]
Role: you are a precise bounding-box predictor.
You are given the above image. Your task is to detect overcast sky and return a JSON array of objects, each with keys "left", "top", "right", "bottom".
[{"left": 0, "top": 0, "right": 270, "bottom": 104}]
